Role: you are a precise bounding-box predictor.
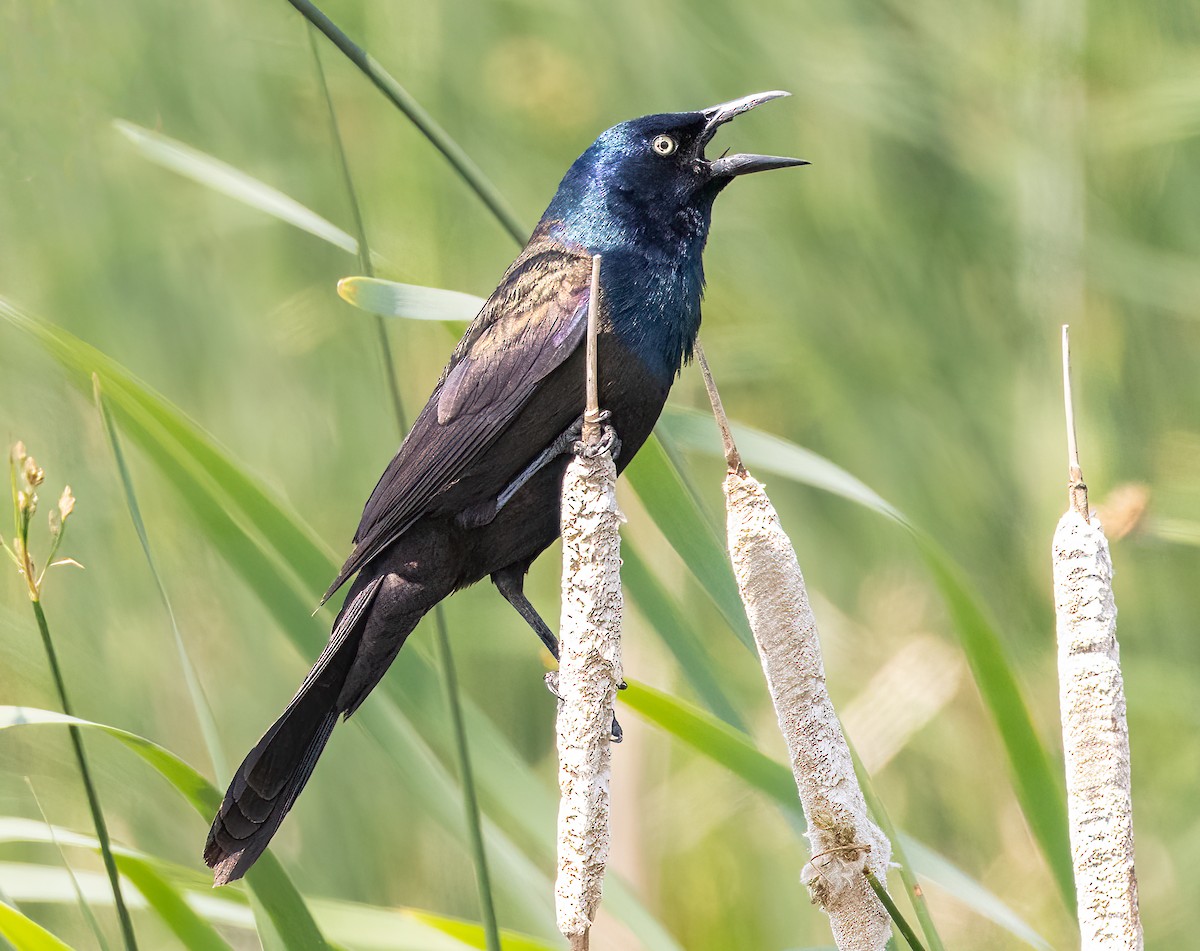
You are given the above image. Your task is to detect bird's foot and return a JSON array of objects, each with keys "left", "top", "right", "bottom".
[
  {"left": 543, "top": 671, "right": 623, "bottom": 743},
  {"left": 574, "top": 413, "right": 620, "bottom": 460}
]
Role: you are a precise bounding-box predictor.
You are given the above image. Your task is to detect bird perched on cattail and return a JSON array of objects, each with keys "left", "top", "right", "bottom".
[{"left": 205, "top": 91, "right": 804, "bottom": 885}]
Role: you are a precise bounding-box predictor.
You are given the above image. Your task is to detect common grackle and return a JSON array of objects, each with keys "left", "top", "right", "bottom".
[{"left": 205, "top": 91, "right": 804, "bottom": 884}]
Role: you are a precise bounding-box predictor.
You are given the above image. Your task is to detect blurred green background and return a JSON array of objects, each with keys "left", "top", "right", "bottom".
[{"left": 1, "top": 0, "right": 1197, "bottom": 948}]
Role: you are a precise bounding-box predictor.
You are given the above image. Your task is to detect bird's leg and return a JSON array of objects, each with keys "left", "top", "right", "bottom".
[
  {"left": 492, "top": 564, "right": 558, "bottom": 659},
  {"left": 497, "top": 416, "right": 586, "bottom": 509},
  {"left": 492, "top": 564, "right": 623, "bottom": 743},
  {"left": 457, "top": 416, "right": 600, "bottom": 529}
]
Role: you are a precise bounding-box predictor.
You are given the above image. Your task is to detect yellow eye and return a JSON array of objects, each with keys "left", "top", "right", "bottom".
[{"left": 651, "top": 134, "right": 678, "bottom": 157}]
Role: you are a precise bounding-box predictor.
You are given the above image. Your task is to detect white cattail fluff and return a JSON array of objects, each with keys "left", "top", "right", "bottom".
[
  {"left": 1052, "top": 509, "right": 1142, "bottom": 949},
  {"left": 555, "top": 449, "right": 624, "bottom": 947},
  {"left": 725, "top": 471, "right": 891, "bottom": 951}
]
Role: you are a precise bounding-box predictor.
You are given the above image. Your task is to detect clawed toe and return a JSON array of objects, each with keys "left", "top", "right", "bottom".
[
  {"left": 545, "top": 672, "right": 623, "bottom": 743},
  {"left": 575, "top": 423, "right": 621, "bottom": 459}
]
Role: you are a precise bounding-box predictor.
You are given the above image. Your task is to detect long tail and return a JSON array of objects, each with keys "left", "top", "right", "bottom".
[{"left": 204, "top": 574, "right": 387, "bottom": 885}]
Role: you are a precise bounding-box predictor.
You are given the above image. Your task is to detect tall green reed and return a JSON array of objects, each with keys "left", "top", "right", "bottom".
[{"left": 3, "top": 443, "right": 139, "bottom": 951}]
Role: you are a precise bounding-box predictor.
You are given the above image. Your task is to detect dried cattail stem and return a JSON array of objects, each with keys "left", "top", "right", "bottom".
[
  {"left": 694, "top": 342, "right": 743, "bottom": 475},
  {"left": 581, "top": 254, "right": 604, "bottom": 446},
  {"left": 1054, "top": 327, "right": 1142, "bottom": 949},
  {"left": 696, "top": 349, "right": 892, "bottom": 950},
  {"left": 555, "top": 254, "right": 623, "bottom": 949},
  {"left": 725, "top": 471, "right": 892, "bottom": 950},
  {"left": 1062, "top": 325, "right": 1089, "bottom": 520}
]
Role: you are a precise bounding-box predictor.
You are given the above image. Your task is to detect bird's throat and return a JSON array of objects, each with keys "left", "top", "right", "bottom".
[{"left": 597, "top": 242, "right": 706, "bottom": 381}]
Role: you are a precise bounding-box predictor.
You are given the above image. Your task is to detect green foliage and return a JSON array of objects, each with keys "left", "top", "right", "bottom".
[
  {"left": 0, "top": 901, "right": 75, "bottom": 951},
  {"left": 336, "top": 276, "right": 482, "bottom": 322},
  {"left": 0, "top": 706, "right": 330, "bottom": 951}
]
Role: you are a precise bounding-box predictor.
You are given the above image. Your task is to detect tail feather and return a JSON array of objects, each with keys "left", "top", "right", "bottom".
[
  {"left": 204, "top": 576, "right": 384, "bottom": 885},
  {"left": 205, "top": 709, "right": 337, "bottom": 884}
]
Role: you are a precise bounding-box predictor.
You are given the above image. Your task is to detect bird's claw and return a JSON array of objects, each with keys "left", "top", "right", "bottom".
[
  {"left": 544, "top": 671, "right": 624, "bottom": 743},
  {"left": 574, "top": 421, "right": 621, "bottom": 460}
]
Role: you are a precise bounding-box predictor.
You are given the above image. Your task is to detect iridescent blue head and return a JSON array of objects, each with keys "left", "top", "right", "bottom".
[
  {"left": 541, "top": 91, "right": 806, "bottom": 379},
  {"left": 542, "top": 90, "right": 806, "bottom": 253}
]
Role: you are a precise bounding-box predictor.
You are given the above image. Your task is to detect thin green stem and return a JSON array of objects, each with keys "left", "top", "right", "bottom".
[
  {"left": 306, "top": 25, "right": 406, "bottom": 435},
  {"left": 850, "top": 743, "right": 945, "bottom": 951},
  {"left": 94, "top": 377, "right": 229, "bottom": 784},
  {"left": 434, "top": 609, "right": 502, "bottom": 951},
  {"left": 30, "top": 598, "right": 139, "bottom": 951},
  {"left": 26, "top": 777, "right": 113, "bottom": 951},
  {"left": 288, "top": 0, "right": 527, "bottom": 246},
  {"left": 0, "top": 535, "right": 20, "bottom": 568},
  {"left": 866, "top": 869, "right": 927, "bottom": 951},
  {"left": 308, "top": 31, "right": 501, "bottom": 950}
]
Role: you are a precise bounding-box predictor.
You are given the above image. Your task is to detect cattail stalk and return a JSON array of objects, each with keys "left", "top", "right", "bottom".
[
  {"left": 556, "top": 256, "right": 623, "bottom": 950},
  {"left": 1054, "top": 327, "right": 1142, "bottom": 949},
  {"left": 697, "top": 344, "right": 893, "bottom": 951}
]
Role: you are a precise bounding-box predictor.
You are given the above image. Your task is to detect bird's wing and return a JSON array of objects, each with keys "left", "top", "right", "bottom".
[{"left": 322, "top": 242, "right": 593, "bottom": 601}]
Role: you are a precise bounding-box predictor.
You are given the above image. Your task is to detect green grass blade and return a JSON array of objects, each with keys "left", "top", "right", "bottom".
[
  {"left": 620, "top": 682, "right": 1053, "bottom": 950},
  {"left": 284, "top": 0, "right": 527, "bottom": 245},
  {"left": 0, "top": 707, "right": 331, "bottom": 951},
  {"left": 656, "top": 405, "right": 1074, "bottom": 907},
  {"left": 0, "top": 902, "right": 75, "bottom": 951},
  {"left": 914, "top": 540, "right": 1073, "bottom": 907},
  {"left": 621, "top": 545, "right": 745, "bottom": 728},
  {"left": 622, "top": 681, "right": 800, "bottom": 808},
  {"left": 307, "top": 23, "right": 407, "bottom": 440},
  {"left": 0, "top": 825, "right": 566, "bottom": 951},
  {"left": 406, "top": 910, "right": 561, "bottom": 951},
  {"left": 113, "top": 120, "right": 357, "bottom": 254},
  {"left": 1, "top": 301, "right": 337, "bottom": 592},
  {"left": 24, "top": 781, "right": 111, "bottom": 951},
  {"left": 0, "top": 856, "right": 570, "bottom": 951},
  {"left": 897, "top": 840, "right": 1053, "bottom": 951},
  {"left": 336, "top": 276, "right": 484, "bottom": 321},
  {"left": 94, "top": 378, "right": 228, "bottom": 784},
  {"left": 658, "top": 406, "right": 904, "bottom": 523},
  {"left": 308, "top": 26, "right": 370, "bottom": 275},
  {"left": 114, "top": 858, "right": 233, "bottom": 951},
  {"left": 847, "top": 747, "right": 945, "bottom": 951},
  {"left": 623, "top": 434, "right": 755, "bottom": 649},
  {"left": 0, "top": 708, "right": 217, "bottom": 814}
]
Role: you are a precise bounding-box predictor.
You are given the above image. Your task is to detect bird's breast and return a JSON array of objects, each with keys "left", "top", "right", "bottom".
[{"left": 599, "top": 244, "right": 705, "bottom": 382}]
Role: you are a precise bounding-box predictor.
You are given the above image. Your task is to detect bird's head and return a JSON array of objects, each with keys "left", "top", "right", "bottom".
[{"left": 543, "top": 91, "right": 806, "bottom": 250}]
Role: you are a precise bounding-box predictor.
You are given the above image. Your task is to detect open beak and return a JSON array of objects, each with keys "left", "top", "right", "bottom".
[{"left": 700, "top": 90, "right": 808, "bottom": 178}]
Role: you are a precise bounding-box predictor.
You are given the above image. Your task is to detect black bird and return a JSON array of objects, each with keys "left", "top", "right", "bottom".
[{"left": 205, "top": 91, "right": 804, "bottom": 884}]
